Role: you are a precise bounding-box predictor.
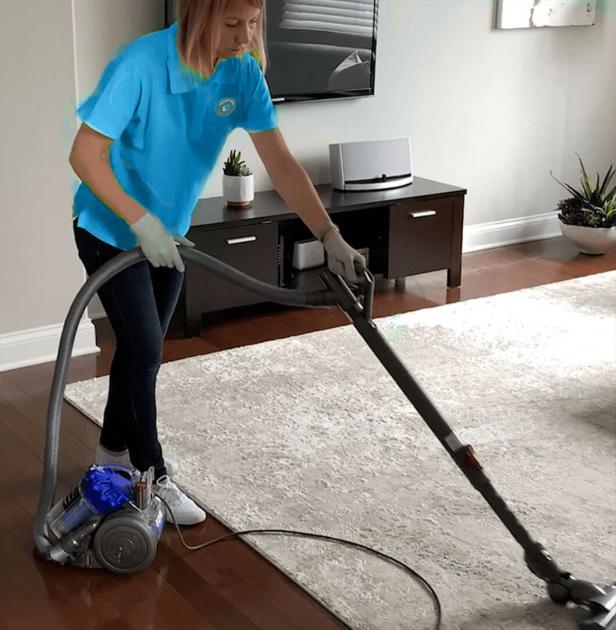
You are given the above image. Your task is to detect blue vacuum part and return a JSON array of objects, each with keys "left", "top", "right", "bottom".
[
  {"left": 46, "top": 464, "right": 135, "bottom": 542},
  {"left": 81, "top": 465, "right": 134, "bottom": 513}
]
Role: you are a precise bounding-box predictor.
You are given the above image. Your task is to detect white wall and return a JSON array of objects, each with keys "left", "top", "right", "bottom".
[{"left": 1, "top": 0, "right": 615, "bottom": 371}]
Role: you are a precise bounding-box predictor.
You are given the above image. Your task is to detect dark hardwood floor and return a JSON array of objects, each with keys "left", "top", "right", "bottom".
[{"left": 1, "top": 236, "right": 614, "bottom": 630}]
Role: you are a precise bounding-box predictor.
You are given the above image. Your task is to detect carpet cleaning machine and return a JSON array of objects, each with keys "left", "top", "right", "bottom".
[{"left": 33, "top": 245, "right": 615, "bottom": 630}]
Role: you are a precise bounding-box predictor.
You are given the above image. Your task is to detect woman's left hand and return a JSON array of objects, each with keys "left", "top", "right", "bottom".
[{"left": 322, "top": 227, "right": 367, "bottom": 283}]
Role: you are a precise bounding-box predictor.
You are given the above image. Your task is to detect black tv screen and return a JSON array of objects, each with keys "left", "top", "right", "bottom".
[{"left": 164, "top": 0, "right": 379, "bottom": 103}]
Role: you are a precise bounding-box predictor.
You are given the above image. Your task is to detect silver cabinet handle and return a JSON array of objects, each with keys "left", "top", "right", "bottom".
[
  {"left": 226, "top": 236, "right": 257, "bottom": 245},
  {"left": 408, "top": 210, "right": 437, "bottom": 219}
]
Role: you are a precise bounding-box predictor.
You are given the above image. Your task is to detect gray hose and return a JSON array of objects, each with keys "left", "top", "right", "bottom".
[{"left": 33, "top": 245, "right": 348, "bottom": 557}]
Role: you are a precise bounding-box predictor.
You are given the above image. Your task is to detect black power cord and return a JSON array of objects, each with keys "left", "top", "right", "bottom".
[{"left": 155, "top": 492, "right": 443, "bottom": 630}]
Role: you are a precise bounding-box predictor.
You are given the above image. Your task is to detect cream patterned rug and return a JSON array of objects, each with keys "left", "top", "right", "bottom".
[{"left": 65, "top": 271, "right": 616, "bottom": 630}]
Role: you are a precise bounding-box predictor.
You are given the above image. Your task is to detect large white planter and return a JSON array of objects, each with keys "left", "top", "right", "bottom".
[
  {"left": 560, "top": 221, "right": 616, "bottom": 255},
  {"left": 223, "top": 173, "right": 254, "bottom": 208}
]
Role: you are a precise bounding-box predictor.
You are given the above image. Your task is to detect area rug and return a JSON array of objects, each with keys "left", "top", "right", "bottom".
[{"left": 65, "top": 271, "right": 616, "bottom": 630}]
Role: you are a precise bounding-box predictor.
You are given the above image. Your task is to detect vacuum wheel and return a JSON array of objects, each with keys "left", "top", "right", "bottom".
[{"left": 92, "top": 512, "right": 158, "bottom": 574}]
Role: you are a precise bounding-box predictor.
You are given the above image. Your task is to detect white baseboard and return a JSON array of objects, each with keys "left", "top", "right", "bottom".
[
  {"left": 463, "top": 211, "right": 561, "bottom": 252},
  {"left": 0, "top": 318, "right": 100, "bottom": 373},
  {"left": 0, "top": 211, "right": 562, "bottom": 372}
]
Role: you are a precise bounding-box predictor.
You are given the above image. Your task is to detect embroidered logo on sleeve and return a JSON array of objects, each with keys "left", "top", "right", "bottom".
[{"left": 216, "top": 97, "right": 236, "bottom": 117}]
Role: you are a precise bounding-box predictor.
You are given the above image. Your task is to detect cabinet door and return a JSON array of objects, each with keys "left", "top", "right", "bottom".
[
  {"left": 387, "top": 197, "right": 454, "bottom": 279},
  {"left": 188, "top": 222, "right": 278, "bottom": 312}
]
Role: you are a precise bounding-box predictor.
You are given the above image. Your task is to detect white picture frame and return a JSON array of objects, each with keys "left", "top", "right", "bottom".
[{"left": 496, "top": 0, "right": 597, "bottom": 29}]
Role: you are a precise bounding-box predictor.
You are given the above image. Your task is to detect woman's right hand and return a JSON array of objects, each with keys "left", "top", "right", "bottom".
[{"left": 129, "top": 212, "right": 194, "bottom": 273}]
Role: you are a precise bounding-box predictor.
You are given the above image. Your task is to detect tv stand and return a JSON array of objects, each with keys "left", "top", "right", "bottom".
[{"left": 180, "top": 176, "right": 466, "bottom": 338}]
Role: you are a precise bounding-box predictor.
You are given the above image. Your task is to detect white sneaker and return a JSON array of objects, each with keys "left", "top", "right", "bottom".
[
  {"left": 94, "top": 444, "right": 178, "bottom": 477},
  {"left": 154, "top": 475, "right": 207, "bottom": 525}
]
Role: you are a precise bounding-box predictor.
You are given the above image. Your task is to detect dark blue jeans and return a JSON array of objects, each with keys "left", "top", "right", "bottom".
[{"left": 72, "top": 218, "right": 184, "bottom": 479}]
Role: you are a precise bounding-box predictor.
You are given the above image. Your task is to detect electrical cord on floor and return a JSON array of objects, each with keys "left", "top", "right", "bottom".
[{"left": 154, "top": 492, "right": 443, "bottom": 630}]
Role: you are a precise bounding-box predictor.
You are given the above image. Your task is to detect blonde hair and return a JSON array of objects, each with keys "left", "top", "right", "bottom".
[{"left": 173, "top": 0, "right": 268, "bottom": 79}]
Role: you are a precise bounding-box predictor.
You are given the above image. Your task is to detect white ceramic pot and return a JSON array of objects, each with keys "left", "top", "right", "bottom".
[
  {"left": 560, "top": 221, "right": 616, "bottom": 255},
  {"left": 223, "top": 173, "right": 254, "bottom": 208}
]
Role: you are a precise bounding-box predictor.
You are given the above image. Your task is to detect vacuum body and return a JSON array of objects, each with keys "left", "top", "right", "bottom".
[{"left": 44, "top": 463, "right": 165, "bottom": 573}]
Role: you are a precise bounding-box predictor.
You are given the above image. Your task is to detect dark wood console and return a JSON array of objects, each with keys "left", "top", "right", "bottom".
[{"left": 180, "top": 176, "right": 466, "bottom": 337}]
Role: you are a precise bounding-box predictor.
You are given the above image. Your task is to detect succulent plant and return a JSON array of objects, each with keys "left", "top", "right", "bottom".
[
  {"left": 550, "top": 154, "right": 616, "bottom": 228},
  {"left": 223, "top": 149, "right": 252, "bottom": 176}
]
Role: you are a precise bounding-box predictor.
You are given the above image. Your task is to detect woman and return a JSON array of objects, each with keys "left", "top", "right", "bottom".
[{"left": 69, "top": 0, "right": 366, "bottom": 526}]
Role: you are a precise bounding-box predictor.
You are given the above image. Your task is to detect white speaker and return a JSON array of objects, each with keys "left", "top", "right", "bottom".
[
  {"left": 292, "top": 238, "right": 325, "bottom": 270},
  {"left": 329, "top": 136, "right": 413, "bottom": 192}
]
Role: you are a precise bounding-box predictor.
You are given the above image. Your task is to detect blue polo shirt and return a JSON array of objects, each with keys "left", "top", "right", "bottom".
[{"left": 72, "top": 21, "right": 278, "bottom": 250}]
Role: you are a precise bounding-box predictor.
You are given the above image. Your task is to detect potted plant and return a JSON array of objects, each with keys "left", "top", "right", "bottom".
[
  {"left": 550, "top": 154, "right": 616, "bottom": 255},
  {"left": 222, "top": 149, "right": 254, "bottom": 209}
]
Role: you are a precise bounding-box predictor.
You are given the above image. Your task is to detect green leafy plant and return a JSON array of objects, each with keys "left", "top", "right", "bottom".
[
  {"left": 550, "top": 154, "right": 616, "bottom": 228},
  {"left": 223, "top": 149, "right": 252, "bottom": 176}
]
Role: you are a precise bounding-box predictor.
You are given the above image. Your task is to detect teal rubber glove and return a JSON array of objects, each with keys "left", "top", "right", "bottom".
[
  {"left": 129, "top": 211, "right": 194, "bottom": 273},
  {"left": 322, "top": 225, "right": 367, "bottom": 283}
]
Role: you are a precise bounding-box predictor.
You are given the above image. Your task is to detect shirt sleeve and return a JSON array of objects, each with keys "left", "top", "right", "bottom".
[
  {"left": 76, "top": 51, "right": 142, "bottom": 140},
  {"left": 239, "top": 53, "right": 278, "bottom": 133}
]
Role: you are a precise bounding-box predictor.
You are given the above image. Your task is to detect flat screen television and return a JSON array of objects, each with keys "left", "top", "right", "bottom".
[{"left": 164, "top": 0, "right": 379, "bottom": 104}]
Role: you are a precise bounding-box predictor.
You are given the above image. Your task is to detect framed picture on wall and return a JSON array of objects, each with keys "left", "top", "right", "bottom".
[{"left": 496, "top": 0, "right": 597, "bottom": 29}]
